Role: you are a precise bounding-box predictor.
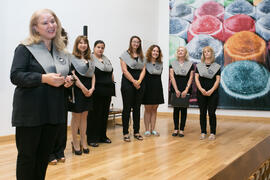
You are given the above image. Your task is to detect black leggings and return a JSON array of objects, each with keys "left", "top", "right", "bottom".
[
  {"left": 173, "top": 107, "right": 187, "bottom": 131},
  {"left": 197, "top": 92, "right": 218, "bottom": 135}
]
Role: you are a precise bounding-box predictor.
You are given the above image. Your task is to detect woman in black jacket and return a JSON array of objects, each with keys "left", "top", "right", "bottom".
[
  {"left": 10, "top": 9, "right": 73, "bottom": 180},
  {"left": 87, "top": 40, "right": 115, "bottom": 147}
]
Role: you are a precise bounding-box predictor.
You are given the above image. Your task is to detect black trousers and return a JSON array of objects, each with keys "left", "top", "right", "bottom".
[
  {"left": 87, "top": 95, "right": 111, "bottom": 143},
  {"left": 121, "top": 87, "right": 144, "bottom": 135},
  {"left": 49, "top": 122, "right": 67, "bottom": 161},
  {"left": 16, "top": 124, "right": 59, "bottom": 180},
  {"left": 197, "top": 92, "right": 218, "bottom": 135},
  {"left": 173, "top": 107, "right": 187, "bottom": 131}
]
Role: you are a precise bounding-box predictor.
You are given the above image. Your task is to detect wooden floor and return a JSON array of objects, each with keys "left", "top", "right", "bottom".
[{"left": 1, "top": 113, "right": 270, "bottom": 180}]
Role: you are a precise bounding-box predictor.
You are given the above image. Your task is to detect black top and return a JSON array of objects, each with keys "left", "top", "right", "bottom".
[
  {"left": 195, "top": 64, "right": 221, "bottom": 93},
  {"left": 121, "top": 65, "right": 143, "bottom": 92},
  {"left": 69, "top": 64, "right": 93, "bottom": 113},
  {"left": 94, "top": 67, "right": 115, "bottom": 96},
  {"left": 10, "top": 44, "right": 69, "bottom": 127},
  {"left": 169, "top": 64, "right": 194, "bottom": 93}
]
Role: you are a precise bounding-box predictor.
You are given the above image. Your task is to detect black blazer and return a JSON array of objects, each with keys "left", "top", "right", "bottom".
[{"left": 10, "top": 44, "right": 69, "bottom": 127}]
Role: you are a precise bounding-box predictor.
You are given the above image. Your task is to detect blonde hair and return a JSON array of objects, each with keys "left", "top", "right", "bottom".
[
  {"left": 201, "top": 46, "right": 215, "bottom": 63},
  {"left": 72, "top": 36, "right": 91, "bottom": 60},
  {"left": 145, "top": 45, "right": 163, "bottom": 63},
  {"left": 22, "top": 9, "right": 66, "bottom": 51},
  {"left": 176, "top": 46, "right": 189, "bottom": 61}
]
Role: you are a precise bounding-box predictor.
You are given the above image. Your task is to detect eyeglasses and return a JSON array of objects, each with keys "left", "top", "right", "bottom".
[{"left": 132, "top": 41, "right": 140, "bottom": 44}]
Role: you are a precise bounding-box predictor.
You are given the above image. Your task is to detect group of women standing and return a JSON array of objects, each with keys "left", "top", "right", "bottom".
[
  {"left": 170, "top": 46, "right": 220, "bottom": 140},
  {"left": 10, "top": 8, "right": 220, "bottom": 180},
  {"left": 120, "top": 36, "right": 165, "bottom": 142},
  {"left": 69, "top": 37, "right": 115, "bottom": 155},
  {"left": 119, "top": 39, "right": 221, "bottom": 142}
]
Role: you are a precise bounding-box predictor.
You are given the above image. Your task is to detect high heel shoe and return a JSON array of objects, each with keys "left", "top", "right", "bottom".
[
  {"left": 80, "top": 143, "right": 90, "bottom": 154},
  {"left": 82, "top": 148, "right": 89, "bottom": 154},
  {"left": 71, "top": 142, "right": 82, "bottom": 155}
]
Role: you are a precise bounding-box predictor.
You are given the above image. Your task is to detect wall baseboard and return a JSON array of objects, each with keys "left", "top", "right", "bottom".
[{"left": 0, "top": 134, "right": 15, "bottom": 143}]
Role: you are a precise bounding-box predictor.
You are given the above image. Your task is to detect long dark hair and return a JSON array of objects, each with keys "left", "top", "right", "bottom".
[{"left": 127, "top": 35, "right": 144, "bottom": 60}]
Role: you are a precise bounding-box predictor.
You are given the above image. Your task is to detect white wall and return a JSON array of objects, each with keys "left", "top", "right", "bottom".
[
  {"left": 1, "top": 0, "right": 269, "bottom": 136},
  {"left": 157, "top": 0, "right": 270, "bottom": 118},
  {"left": 1, "top": 0, "right": 159, "bottom": 136}
]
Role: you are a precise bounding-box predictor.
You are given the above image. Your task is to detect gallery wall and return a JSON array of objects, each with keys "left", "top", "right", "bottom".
[
  {"left": 0, "top": 0, "right": 158, "bottom": 136},
  {"left": 0, "top": 0, "right": 269, "bottom": 136}
]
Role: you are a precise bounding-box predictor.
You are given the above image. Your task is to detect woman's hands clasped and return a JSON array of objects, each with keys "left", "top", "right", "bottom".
[{"left": 71, "top": 71, "right": 94, "bottom": 97}]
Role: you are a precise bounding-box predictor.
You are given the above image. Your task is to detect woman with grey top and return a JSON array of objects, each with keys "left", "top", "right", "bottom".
[
  {"left": 120, "top": 36, "right": 146, "bottom": 142},
  {"left": 10, "top": 9, "right": 73, "bottom": 180},
  {"left": 170, "top": 46, "right": 194, "bottom": 137},
  {"left": 87, "top": 40, "right": 115, "bottom": 146},
  {"left": 69, "top": 35, "right": 95, "bottom": 155},
  {"left": 142, "top": 45, "right": 164, "bottom": 137},
  {"left": 195, "top": 46, "right": 220, "bottom": 140}
]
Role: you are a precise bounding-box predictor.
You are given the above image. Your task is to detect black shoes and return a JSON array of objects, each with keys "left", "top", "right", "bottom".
[
  {"left": 71, "top": 142, "right": 82, "bottom": 155},
  {"left": 88, "top": 142, "right": 99, "bottom": 147},
  {"left": 100, "top": 137, "right": 112, "bottom": 143},
  {"left": 172, "top": 130, "right": 185, "bottom": 137},
  {"left": 82, "top": 148, "right": 90, "bottom": 154},
  {"left": 88, "top": 137, "right": 112, "bottom": 146},
  {"left": 134, "top": 134, "right": 143, "bottom": 140},
  {"left": 179, "top": 133, "right": 184, "bottom": 137},
  {"left": 172, "top": 132, "right": 178, "bottom": 136}
]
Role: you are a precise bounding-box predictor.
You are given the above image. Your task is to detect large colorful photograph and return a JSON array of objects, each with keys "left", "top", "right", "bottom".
[{"left": 169, "top": 0, "right": 270, "bottom": 110}]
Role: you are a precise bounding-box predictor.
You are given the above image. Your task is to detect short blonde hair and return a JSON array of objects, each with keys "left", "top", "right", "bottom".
[
  {"left": 176, "top": 46, "right": 189, "bottom": 61},
  {"left": 201, "top": 46, "right": 215, "bottom": 63},
  {"left": 22, "top": 9, "right": 66, "bottom": 51}
]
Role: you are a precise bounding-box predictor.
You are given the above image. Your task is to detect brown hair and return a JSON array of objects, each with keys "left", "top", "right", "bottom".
[
  {"left": 201, "top": 46, "right": 215, "bottom": 63},
  {"left": 22, "top": 9, "right": 66, "bottom": 51},
  {"left": 176, "top": 46, "right": 189, "bottom": 61},
  {"left": 146, "top": 45, "right": 163, "bottom": 63},
  {"left": 72, "top": 36, "right": 91, "bottom": 60},
  {"left": 127, "top": 35, "right": 144, "bottom": 60}
]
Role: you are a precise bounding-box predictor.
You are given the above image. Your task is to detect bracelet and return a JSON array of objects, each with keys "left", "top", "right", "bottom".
[{"left": 137, "top": 79, "right": 141, "bottom": 83}]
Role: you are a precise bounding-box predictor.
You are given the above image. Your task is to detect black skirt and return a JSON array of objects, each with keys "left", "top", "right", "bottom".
[{"left": 142, "top": 71, "right": 164, "bottom": 105}]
